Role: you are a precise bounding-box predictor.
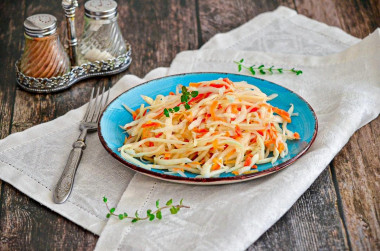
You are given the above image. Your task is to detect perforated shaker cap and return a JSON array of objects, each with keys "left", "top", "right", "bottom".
[
  {"left": 85, "top": 0, "right": 118, "bottom": 20},
  {"left": 24, "top": 14, "right": 57, "bottom": 37}
]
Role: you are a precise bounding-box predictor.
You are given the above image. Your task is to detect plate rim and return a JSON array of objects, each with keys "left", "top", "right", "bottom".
[{"left": 98, "top": 72, "right": 318, "bottom": 184}]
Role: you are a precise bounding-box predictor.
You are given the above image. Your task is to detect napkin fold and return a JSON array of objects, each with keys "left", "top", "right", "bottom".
[{"left": 0, "top": 6, "right": 378, "bottom": 250}]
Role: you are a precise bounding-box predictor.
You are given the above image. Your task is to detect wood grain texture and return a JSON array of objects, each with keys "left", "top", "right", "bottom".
[
  {"left": 250, "top": 168, "right": 349, "bottom": 250},
  {"left": 332, "top": 118, "right": 380, "bottom": 250},
  {"left": 197, "top": 0, "right": 295, "bottom": 44}
]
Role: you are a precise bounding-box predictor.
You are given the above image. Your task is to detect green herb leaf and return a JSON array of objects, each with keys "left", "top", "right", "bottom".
[
  {"left": 191, "top": 91, "right": 198, "bottom": 97},
  {"left": 258, "top": 65, "right": 264, "bottom": 69},
  {"left": 131, "top": 218, "right": 138, "bottom": 223},
  {"left": 184, "top": 103, "right": 190, "bottom": 110},
  {"left": 106, "top": 213, "right": 111, "bottom": 218},
  {"left": 173, "top": 106, "right": 180, "bottom": 112},
  {"left": 166, "top": 199, "right": 173, "bottom": 206},
  {"left": 103, "top": 196, "right": 108, "bottom": 203},
  {"left": 170, "top": 206, "right": 178, "bottom": 214},
  {"left": 110, "top": 208, "right": 115, "bottom": 213},
  {"left": 124, "top": 212, "right": 128, "bottom": 217},
  {"left": 168, "top": 108, "right": 173, "bottom": 113},
  {"left": 119, "top": 214, "right": 124, "bottom": 220},
  {"left": 135, "top": 210, "right": 139, "bottom": 218},
  {"left": 149, "top": 214, "right": 155, "bottom": 221},
  {"left": 164, "top": 108, "right": 170, "bottom": 117},
  {"left": 238, "top": 65, "right": 242, "bottom": 72},
  {"left": 180, "top": 198, "right": 183, "bottom": 205},
  {"left": 181, "top": 95, "right": 186, "bottom": 102},
  {"left": 296, "top": 70, "right": 303, "bottom": 75},
  {"left": 239, "top": 58, "right": 244, "bottom": 63},
  {"left": 249, "top": 67, "right": 255, "bottom": 75},
  {"left": 259, "top": 69, "right": 266, "bottom": 74},
  {"left": 156, "top": 199, "right": 160, "bottom": 209},
  {"left": 157, "top": 210, "right": 162, "bottom": 219},
  {"left": 277, "top": 68, "right": 283, "bottom": 73}
]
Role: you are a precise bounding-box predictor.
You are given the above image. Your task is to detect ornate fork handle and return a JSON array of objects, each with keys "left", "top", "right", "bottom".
[{"left": 53, "top": 138, "right": 86, "bottom": 204}]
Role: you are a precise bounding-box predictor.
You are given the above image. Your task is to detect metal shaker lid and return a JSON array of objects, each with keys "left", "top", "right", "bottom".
[
  {"left": 84, "top": 0, "right": 118, "bottom": 20},
  {"left": 24, "top": 14, "right": 57, "bottom": 37}
]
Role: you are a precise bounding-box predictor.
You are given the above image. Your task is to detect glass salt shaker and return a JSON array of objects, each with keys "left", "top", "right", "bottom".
[
  {"left": 78, "top": 0, "right": 127, "bottom": 64},
  {"left": 20, "top": 14, "right": 70, "bottom": 78}
]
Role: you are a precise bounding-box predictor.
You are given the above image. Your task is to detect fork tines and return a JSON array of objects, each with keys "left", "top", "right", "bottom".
[{"left": 83, "top": 85, "right": 110, "bottom": 123}]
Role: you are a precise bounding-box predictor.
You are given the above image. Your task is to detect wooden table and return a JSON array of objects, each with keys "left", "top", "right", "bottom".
[{"left": 0, "top": 0, "right": 378, "bottom": 250}]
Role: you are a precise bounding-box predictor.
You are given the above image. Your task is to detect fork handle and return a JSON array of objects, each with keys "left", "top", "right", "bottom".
[{"left": 53, "top": 140, "right": 86, "bottom": 204}]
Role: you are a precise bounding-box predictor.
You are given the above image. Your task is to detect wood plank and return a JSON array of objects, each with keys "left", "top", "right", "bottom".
[
  {"left": 332, "top": 117, "right": 380, "bottom": 251},
  {"left": 198, "top": 0, "right": 295, "bottom": 44},
  {"left": 250, "top": 168, "right": 348, "bottom": 250},
  {"left": 294, "top": 0, "right": 342, "bottom": 28}
]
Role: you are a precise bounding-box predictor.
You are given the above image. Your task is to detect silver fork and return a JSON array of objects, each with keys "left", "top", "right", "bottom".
[{"left": 53, "top": 86, "right": 109, "bottom": 204}]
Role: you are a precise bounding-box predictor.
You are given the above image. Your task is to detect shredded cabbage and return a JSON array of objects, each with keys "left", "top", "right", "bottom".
[{"left": 119, "top": 78, "right": 300, "bottom": 177}]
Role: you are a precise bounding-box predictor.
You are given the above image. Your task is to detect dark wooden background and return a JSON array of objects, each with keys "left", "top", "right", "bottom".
[{"left": 0, "top": 0, "right": 379, "bottom": 250}]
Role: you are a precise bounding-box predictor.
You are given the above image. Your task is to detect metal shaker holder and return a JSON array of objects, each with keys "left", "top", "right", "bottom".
[{"left": 15, "top": 0, "right": 132, "bottom": 93}]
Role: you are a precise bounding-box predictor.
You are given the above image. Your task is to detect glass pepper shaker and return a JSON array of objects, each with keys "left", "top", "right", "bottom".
[
  {"left": 20, "top": 14, "right": 70, "bottom": 78},
  {"left": 78, "top": 0, "right": 127, "bottom": 64}
]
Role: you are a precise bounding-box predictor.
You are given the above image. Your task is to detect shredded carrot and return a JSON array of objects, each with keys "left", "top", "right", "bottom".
[
  {"left": 132, "top": 111, "right": 137, "bottom": 120},
  {"left": 212, "top": 139, "right": 219, "bottom": 149},
  {"left": 278, "top": 142, "right": 285, "bottom": 153},
  {"left": 172, "top": 168, "right": 184, "bottom": 172},
  {"left": 225, "top": 149, "right": 236, "bottom": 160},
  {"left": 210, "top": 100, "right": 219, "bottom": 121},
  {"left": 142, "top": 122, "right": 160, "bottom": 128},
  {"left": 294, "top": 132, "right": 300, "bottom": 139},
  {"left": 190, "top": 161, "right": 201, "bottom": 165},
  {"left": 244, "top": 154, "right": 253, "bottom": 167},
  {"left": 273, "top": 107, "right": 291, "bottom": 123},
  {"left": 222, "top": 78, "right": 234, "bottom": 86},
  {"left": 235, "top": 125, "right": 242, "bottom": 137},
  {"left": 169, "top": 91, "right": 175, "bottom": 95},
  {"left": 232, "top": 171, "right": 239, "bottom": 175},
  {"left": 211, "top": 163, "right": 220, "bottom": 171},
  {"left": 189, "top": 82, "right": 202, "bottom": 87},
  {"left": 231, "top": 104, "right": 239, "bottom": 114},
  {"left": 164, "top": 153, "right": 171, "bottom": 159}
]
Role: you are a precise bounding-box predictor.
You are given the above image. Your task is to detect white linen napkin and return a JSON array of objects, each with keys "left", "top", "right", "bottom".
[
  {"left": 0, "top": 6, "right": 378, "bottom": 250},
  {"left": 94, "top": 28, "right": 380, "bottom": 251}
]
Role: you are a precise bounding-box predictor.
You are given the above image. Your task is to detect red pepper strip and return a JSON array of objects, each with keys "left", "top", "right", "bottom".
[
  {"left": 155, "top": 132, "right": 163, "bottom": 138},
  {"left": 193, "top": 128, "right": 209, "bottom": 133},
  {"left": 188, "top": 92, "right": 212, "bottom": 105},
  {"left": 148, "top": 142, "right": 154, "bottom": 147},
  {"left": 209, "top": 83, "right": 229, "bottom": 89},
  {"left": 142, "top": 122, "right": 160, "bottom": 128},
  {"left": 249, "top": 107, "right": 259, "bottom": 113},
  {"left": 257, "top": 130, "right": 265, "bottom": 136}
]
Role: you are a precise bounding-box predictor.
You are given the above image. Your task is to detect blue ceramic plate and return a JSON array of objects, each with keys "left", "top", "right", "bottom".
[{"left": 98, "top": 73, "right": 317, "bottom": 185}]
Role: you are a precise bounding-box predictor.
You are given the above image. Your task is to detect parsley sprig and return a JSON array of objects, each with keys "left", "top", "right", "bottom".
[
  {"left": 234, "top": 58, "right": 303, "bottom": 75},
  {"left": 164, "top": 86, "right": 198, "bottom": 117},
  {"left": 103, "top": 197, "right": 189, "bottom": 223}
]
